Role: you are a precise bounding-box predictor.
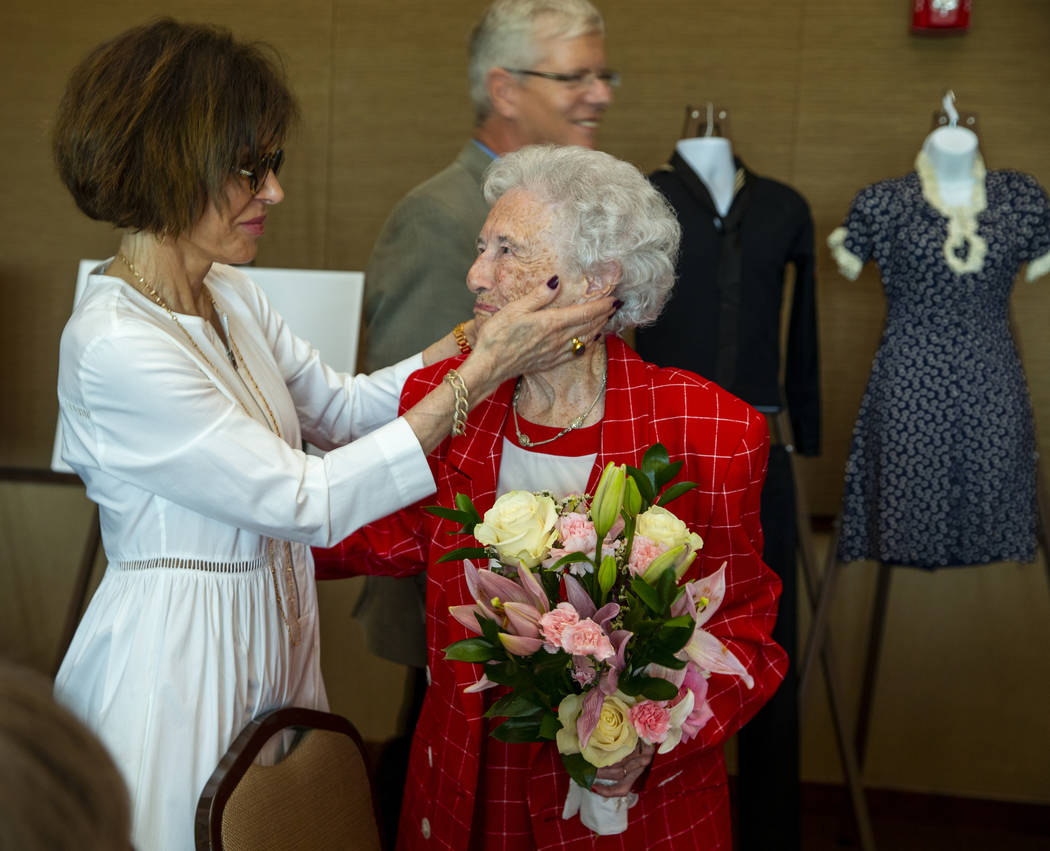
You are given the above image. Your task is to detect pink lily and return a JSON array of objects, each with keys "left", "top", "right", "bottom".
[
  {"left": 452, "top": 561, "right": 553, "bottom": 657},
  {"left": 464, "top": 673, "right": 499, "bottom": 693},
  {"left": 673, "top": 561, "right": 754, "bottom": 689},
  {"left": 452, "top": 560, "right": 550, "bottom": 636},
  {"left": 563, "top": 574, "right": 596, "bottom": 619},
  {"left": 503, "top": 601, "right": 541, "bottom": 637},
  {"left": 598, "top": 629, "right": 632, "bottom": 695},
  {"left": 576, "top": 686, "right": 606, "bottom": 748},
  {"left": 498, "top": 631, "right": 545, "bottom": 656}
]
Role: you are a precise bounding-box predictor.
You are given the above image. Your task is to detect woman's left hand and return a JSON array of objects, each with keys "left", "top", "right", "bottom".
[{"left": 589, "top": 740, "right": 656, "bottom": 798}]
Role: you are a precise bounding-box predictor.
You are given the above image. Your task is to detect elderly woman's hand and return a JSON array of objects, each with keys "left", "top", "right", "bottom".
[
  {"left": 408, "top": 277, "right": 613, "bottom": 456},
  {"left": 470, "top": 275, "right": 615, "bottom": 383},
  {"left": 590, "top": 740, "right": 656, "bottom": 798},
  {"left": 422, "top": 276, "right": 613, "bottom": 373}
]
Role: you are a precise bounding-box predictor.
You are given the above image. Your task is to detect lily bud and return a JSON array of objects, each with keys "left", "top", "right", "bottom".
[
  {"left": 502, "top": 601, "right": 542, "bottom": 637},
  {"left": 642, "top": 543, "right": 687, "bottom": 584},
  {"left": 498, "top": 631, "right": 545, "bottom": 656},
  {"left": 597, "top": 554, "right": 617, "bottom": 597},
  {"left": 673, "top": 548, "right": 698, "bottom": 581},
  {"left": 591, "top": 462, "right": 626, "bottom": 542},
  {"left": 623, "top": 475, "right": 643, "bottom": 517}
]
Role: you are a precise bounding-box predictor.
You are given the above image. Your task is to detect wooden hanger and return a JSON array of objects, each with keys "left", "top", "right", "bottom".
[
  {"left": 931, "top": 89, "right": 978, "bottom": 134},
  {"left": 681, "top": 102, "right": 731, "bottom": 139}
]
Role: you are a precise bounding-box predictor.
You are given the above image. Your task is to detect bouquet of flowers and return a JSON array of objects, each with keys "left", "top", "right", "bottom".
[{"left": 425, "top": 444, "right": 754, "bottom": 835}]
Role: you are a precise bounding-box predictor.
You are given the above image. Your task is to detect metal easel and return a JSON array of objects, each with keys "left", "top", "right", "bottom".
[
  {"left": 820, "top": 296, "right": 1050, "bottom": 775},
  {"left": 770, "top": 410, "right": 877, "bottom": 851}
]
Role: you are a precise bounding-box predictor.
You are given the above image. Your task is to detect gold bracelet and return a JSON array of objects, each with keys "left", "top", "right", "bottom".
[
  {"left": 443, "top": 369, "right": 469, "bottom": 436},
  {"left": 453, "top": 321, "right": 472, "bottom": 354}
]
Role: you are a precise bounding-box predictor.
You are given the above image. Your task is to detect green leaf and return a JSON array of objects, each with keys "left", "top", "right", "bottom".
[
  {"left": 436, "top": 546, "right": 491, "bottom": 564},
  {"left": 491, "top": 716, "right": 543, "bottom": 743},
  {"left": 655, "top": 625, "right": 694, "bottom": 654},
  {"left": 454, "top": 492, "right": 483, "bottom": 522},
  {"left": 638, "top": 676, "right": 680, "bottom": 701},
  {"left": 540, "top": 570, "right": 561, "bottom": 606},
  {"left": 538, "top": 711, "right": 562, "bottom": 740},
  {"left": 657, "top": 481, "right": 699, "bottom": 506},
  {"left": 444, "top": 638, "right": 499, "bottom": 662},
  {"left": 482, "top": 665, "right": 516, "bottom": 686},
  {"left": 641, "top": 443, "right": 671, "bottom": 475},
  {"left": 485, "top": 692, "right": 544, "bottom": 719},
  {"left": 478, "top": 614, "right": 501, "bottom": 642},
  {"left": 656, "top": 566, "right": 679, "bottom": 610},
  {"left": 647, "top": 651, "right": 688, "bottom": 669},
  {"left": 531, "top": 650, "right": 571, "bottom": 674},
  {"left": 561, "top": 752, "right": 597, "bottom": 789},
  {"left": 424, "top": 505, "right": 475, "bottom": 525},
  {"left": 653, "top": 458, "right": 683, "bottom": 490},
  {"left": 629, "top": 577, "right": 663, "bottom": 613},
  {"left": 550, "top": 552, "right": 593, "bottom": 571}
]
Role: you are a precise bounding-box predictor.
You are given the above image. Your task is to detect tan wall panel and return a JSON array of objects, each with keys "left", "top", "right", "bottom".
[
  {"left": 2, "top": 0, "right": 1048, "bottom": 804},
  {"left": 326, "top": 0, "right": 487, "bottom": 272}
]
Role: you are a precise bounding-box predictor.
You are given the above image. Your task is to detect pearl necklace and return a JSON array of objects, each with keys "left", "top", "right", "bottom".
[
  {"left": 511, "top": 368, "right": 607, "bottom": 448},
  {"left": 116, "top": 253, "right": 302, "bottom": 645}
]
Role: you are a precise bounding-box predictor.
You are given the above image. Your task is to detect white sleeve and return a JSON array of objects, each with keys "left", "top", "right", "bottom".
[
  {"left": 234, "top": 273, "right": 426, "bottom": 449},
  {"left": 65, "top": 326, "right": 434, "bottom": 547}
]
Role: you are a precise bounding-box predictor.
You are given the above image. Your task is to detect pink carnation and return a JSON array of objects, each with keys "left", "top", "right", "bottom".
[
  {"left": 674, "top": 663, "right": 714, "bottom": 742},
  {"left": 539, "top": 603, "right": 580, "bottom": 649},
  {"left": 558, "top": 512, "right": 598, "bottom": 556},
  {"left": 627, "top": 534, "right": 667, "bottom": 576},
  {"left": 630, "top": 700, "right": 672, "bottom": 744},
  {"left": 560, "top": 618, "right": 615, "bottom": 661}
]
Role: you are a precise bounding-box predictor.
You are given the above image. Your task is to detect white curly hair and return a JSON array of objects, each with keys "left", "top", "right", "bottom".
[{"left": 482, "top": 144, "right": 681, "bottom": 333}]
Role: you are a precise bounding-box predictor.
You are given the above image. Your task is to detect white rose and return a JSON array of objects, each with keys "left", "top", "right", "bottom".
[
  {"left": 582, "top": 692, "right": 638, "bottom": 767},
  {"left": 555, "top": 691, "right": 639, "bottom": 768},
  {"left": 636, "top": 505, "right": 703, "bottom": 555},
  {"left": 474, "top": 491, "right": 559, "bottom": 568}
]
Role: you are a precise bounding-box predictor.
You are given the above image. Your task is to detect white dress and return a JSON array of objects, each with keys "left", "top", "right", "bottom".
[{"left": 54, "top": 261, "right": 436, "bottom": 851}]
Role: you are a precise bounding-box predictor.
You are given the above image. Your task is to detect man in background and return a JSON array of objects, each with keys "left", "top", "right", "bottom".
[{"left": 353, "top": 0, "right": 616, "bottom": 843}]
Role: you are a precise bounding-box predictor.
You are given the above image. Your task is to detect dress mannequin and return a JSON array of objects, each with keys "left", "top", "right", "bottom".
[
  {"left": 921, "top": 125, "right": 979, "bottom": 207},
  {"left": 638, "top": 124, "right": 819, "bottom": 851},
  {"left": 827, "top": 104, "right": 1050, "bottom": 568},
  {"left": 675, "top": 136, "right": 736, "bottom": 216}
]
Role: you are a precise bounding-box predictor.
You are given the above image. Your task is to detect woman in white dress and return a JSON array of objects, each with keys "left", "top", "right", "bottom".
[{"left": 50, "top": 19, "right": 613, "bottom": 851}]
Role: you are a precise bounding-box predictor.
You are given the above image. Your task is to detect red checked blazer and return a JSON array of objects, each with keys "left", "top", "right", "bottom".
[{"left": 314, "top": 337, "right": 787, "bottom": 851}]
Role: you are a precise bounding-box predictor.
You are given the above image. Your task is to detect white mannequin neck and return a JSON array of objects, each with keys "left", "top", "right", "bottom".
[
  {"left": 922, "top": 126, "right": 979, "bottom": 207},
  {"left": 676, "top": 136, "right": 736, "bottom": 216}
]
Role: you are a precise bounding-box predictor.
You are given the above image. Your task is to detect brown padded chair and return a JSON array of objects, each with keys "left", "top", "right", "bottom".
[{"left": 195, "top": 706, "right": 383, "bottom": 850}]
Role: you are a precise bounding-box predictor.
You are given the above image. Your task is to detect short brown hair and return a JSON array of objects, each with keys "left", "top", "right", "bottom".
[
  {"left": 53, "top": 18, "right": 299, "bottom": 236},
  {"left": 0, "top": 660, "right": 131, "bottom": 849}
]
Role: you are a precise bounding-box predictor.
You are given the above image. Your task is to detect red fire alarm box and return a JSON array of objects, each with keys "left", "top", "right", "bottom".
[{"left": 913, "top": 0, "right": 972, "bottom": 33}]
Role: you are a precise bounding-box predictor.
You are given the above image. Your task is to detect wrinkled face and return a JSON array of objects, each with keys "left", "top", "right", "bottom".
[
  {"left": 512, "top": 32, "right": 613, "bottom": 148},
  {"left": 180, "top": 164, "right": 284, "bottom": 269},
  {"left": 467, "top": 188, "right": 583, "bottom": 327}
]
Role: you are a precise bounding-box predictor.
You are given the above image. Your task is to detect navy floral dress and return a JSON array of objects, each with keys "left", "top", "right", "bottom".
[{"left": 828, "top": 155, "right": 1050, "bottom": 567}]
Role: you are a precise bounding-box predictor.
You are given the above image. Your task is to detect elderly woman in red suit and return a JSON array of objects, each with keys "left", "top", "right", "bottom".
[{"left": 314, "top": 144, "right": 787, "bottom": 851}]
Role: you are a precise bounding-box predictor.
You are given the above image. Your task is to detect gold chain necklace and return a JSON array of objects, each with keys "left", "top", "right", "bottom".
[
  {"left": 116, "top": 253, "right": 301, "bottom": 645},
  {"left": 511, "top": 368, "right": 607, "bottom": 448}
]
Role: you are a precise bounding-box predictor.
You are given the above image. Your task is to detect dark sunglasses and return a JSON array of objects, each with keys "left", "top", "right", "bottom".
[{"left": 237, "top": 148, "right": 285, "bottom": 194}]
